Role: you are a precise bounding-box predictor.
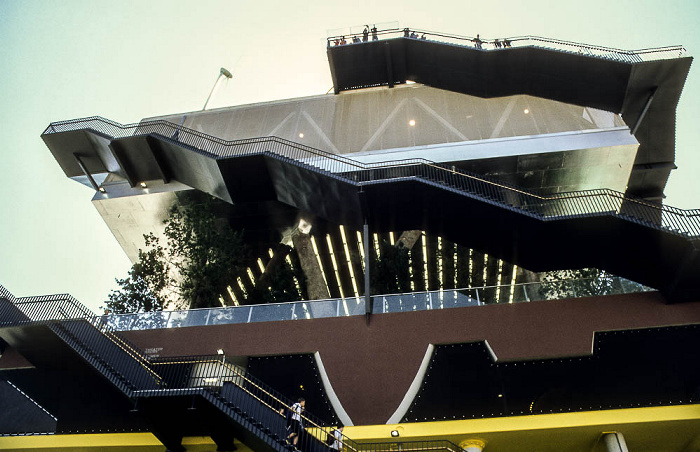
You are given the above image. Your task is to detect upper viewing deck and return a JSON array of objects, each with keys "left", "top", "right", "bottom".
[{"left": 326, "top": 26, "right": 692, "bottom": 201}]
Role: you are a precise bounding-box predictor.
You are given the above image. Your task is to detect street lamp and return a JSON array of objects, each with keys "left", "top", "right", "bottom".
[{"left": 203, "top": 67, "right": 233, "bottom": 110}]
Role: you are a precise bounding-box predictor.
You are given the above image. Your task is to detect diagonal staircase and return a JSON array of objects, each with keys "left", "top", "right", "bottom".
[
  {"left": 42, "top": 117, "right": 700, "bottom": 301},
  {"left": 2, "top": 287, "right": 470, "bottom": 452}
]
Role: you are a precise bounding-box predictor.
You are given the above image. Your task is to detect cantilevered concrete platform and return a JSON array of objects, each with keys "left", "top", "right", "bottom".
[{"left": 327, "top": 31, "right": 692, "bottom": 201}]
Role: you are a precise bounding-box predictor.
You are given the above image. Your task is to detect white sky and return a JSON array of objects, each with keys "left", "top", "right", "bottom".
[{"left": 1, "top": 0, "right": 699, "bottom": 313}]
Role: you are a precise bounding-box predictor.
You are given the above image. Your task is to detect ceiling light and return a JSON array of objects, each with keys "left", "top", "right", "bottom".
[
  {"left": 216, "top": 349, "right": 224, "bottom": 355},
  {"left": 139, "top": 182, "right": 147, "bottom": 188},
  {"left": 409, "top": 119, "right": 416, "bottom": 126},
  {"left": 523, "top": 109, "right": 530, "bottom": 114},
  {"left": 298, "top": 132, "right": 304, "bottom": 138},
  {"left": 391, "top": 430, "right": 400, "bottom": 437},
  {"left": 98, "top": 187, "right": 106, "bottom": 193}
]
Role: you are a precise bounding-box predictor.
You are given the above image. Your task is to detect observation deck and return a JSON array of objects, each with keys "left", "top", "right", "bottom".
[{"left": 326, "top": 28, "right": 692, "bottom": 202}]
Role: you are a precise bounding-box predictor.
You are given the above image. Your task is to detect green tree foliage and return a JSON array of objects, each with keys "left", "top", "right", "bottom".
[
  {"left": 539, "top": 268, "right": 615, "bottom": 300},
  {"left": 164, "top": 199, "right": 246, "bottom": 310},
  {"left": 104, "top": 233, "right": 170, "bottom": 314},
  {"left": 105, "top": 197, "right": 247, "bottom": 313},
  {"left": 371, "top": 240, "right": 411, "bottom": 294}
]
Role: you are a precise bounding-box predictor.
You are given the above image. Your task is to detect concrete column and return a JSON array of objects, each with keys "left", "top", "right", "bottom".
[
  {"left": 459, "top": 439, "right": 486, "bottom": 452},
  {"left": 291, "top": 230, "right": 330, "bottom": 300},
  {"left": 603, "top": 432, "right": 629, "bottom": 452}
]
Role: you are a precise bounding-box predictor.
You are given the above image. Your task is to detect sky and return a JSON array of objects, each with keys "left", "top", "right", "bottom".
[{"left": 1, "top": 0, "right": 699, "bottom": 313}]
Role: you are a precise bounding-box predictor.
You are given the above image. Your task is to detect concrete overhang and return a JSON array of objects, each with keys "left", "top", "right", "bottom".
[{"left": 327, "top": 35, "right": 692, "bottom": 200}]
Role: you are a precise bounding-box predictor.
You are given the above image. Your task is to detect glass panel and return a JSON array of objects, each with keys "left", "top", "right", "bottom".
[
  {"left": 248, "top": 303, "right": 296, "bottom": 323},
  {"left": 307, "top": 299, "right": 341, "bottom": 319},
  {"left": 167, "top": 309, "right": 211, "bottom": 328},
  {"left": 208, "top": 306, "right": 252, "bottom": 325},
  {"left": 129, "top": 311, "right": 169, "bottom": 330}
]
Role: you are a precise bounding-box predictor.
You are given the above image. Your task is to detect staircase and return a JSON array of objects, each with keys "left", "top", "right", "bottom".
[
  {"left": 42, "top": 117, "right": 700, "bottom": 301},
  {"left": 3, "top": 287, "right": 468, "bottom": 452}
]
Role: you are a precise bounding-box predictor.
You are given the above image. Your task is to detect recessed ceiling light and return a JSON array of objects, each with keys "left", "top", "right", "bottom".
[
  {"left": 98, "top": 187, "right": 106, "bottom": 193},
  {"left": 523, "top": 109, "right": 530, "bottom": 114},
  {"left": 409, "top": 119, "right": 416, "bottom": 126},
  {"left": 139, "top": 182, "right": 147, "bottom": 188},
  {"left": 216, "top": 349, "right": 224, "bottom": 355},
  {"left": 298, "top": 132, "right": 304, "bottom": 138}
]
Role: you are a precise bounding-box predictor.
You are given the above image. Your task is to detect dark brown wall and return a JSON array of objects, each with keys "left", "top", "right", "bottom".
[{"left": 122, "top": 292, "right": 700, "bottom": 425}]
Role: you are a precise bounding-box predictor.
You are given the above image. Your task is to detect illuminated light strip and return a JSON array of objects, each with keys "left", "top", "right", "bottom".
[
  {"left": 483, "top": 253, "right": 489, "bottom": 286},
  {"left": 454, "top": 246, "right": 458, "bottom": 288},
  {"left": 310, "top": 235, "right": 330, "bottom": 294},
  {"left": 422, "top": 232, "right": 428, "bottom": 290},
  {"left": 496, "top": 259, "right": 503, "bottom": 301},
  {"left": 438, "top": 237, "right": 443, "bottom": 289},
  {"left": 509, "top": 264, "right": 519, "bottom": 303},
  {"left": 468, "top": 249, "right": 474, "bottom": 286},
  {"left": 257, "top": 258, "right": 266, "bottom": 273},
  {"left": 285, "top": 255, "right": 303, "bottom": 296},
  {"left": 356, "top": 231, "right": 365, "bottom": 271},
  {"left": 326, "top": 235, "right": 346, "bottom": 299},
  {"left": 247, "top": 267, "right": 256, "bottom": 286},
  {"left": 218, "top": 296, "right": 226, "bottom": 307},
  {"left": 268, "top": 248, "right": 274, "bottom": 258},
  {"left": 373, "top": 233, "right": 381, "bottom": 258},
  {"left": 226, "top": 286, "right": 239, "bottom": 306},
  {"left": 389, "top": 231, "right": 395, "bottom": 245},
  {"left": 408, "top": 250, "right": 415, "bottom": 291},
  {"left": 340, "top": 226, "right": 360, "bottom": 305},
  {"left": 236, "top": 277, "right": 247, "bottom": 297}
]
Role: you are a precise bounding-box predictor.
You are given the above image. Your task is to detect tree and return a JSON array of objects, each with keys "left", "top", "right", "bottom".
[
  {"left": 371, "top": 240, "right": 411, "bottom": 295},
  {"left": 163, "top": 198, "right": 246, "bottom": 310},
  {"left": 539, "top": 268, "right": 615, "bottom": 300},
  {"left": 105, "top": 196, "right": 247, "bottom": 313},
  {"left": 105, "top": 233, "right": 170, "bottom": 314}
]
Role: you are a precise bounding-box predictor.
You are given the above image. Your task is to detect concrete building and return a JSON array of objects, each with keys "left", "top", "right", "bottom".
[{"left": 1, "top": 28, "right": 699, "bottom": 452}]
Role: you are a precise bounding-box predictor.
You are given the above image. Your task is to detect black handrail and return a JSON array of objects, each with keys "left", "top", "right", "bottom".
[
  {"left": 43, "top": 116, "right": 700, "bottom": 238},
  {"left": 151, "top": 355, "right": 356, "bottom": 451},
  {"left": 0, "top": 291, "right": 163, "bottom": 388},
  {"left": 326, "top": 27, "right": 687, "bottom": 63}
]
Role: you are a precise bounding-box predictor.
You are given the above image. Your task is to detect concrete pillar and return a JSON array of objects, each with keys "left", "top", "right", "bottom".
[
  {"left": 459, "top": 439, "right": 486, "bottom": 452},
  {"left": 291, "top": 230, "right": 331, "bottom": 300},
  {"left": 603, "top": 432, "right": 629, "bottom": 452}
]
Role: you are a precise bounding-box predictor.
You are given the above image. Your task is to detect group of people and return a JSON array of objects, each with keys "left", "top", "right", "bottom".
[
  {"left": 332, "top": 25, "right": 378, "bottom": 46},
  {"left": 331, "top": 27, "right": 512, "bottom": 51},
  {"left": 472, "top": 34, "right": 512, "bottom": 49},
  {"left": 284, "top": 397, "right": 344, "bottom": 450},
  {"left": 403, "top": 28, "right": 427, "bottom": 40}
]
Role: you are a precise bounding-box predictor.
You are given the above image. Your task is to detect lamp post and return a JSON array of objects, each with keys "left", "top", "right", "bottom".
[{"left": 202, "top": 67, "right": 233, "bottom": 110}]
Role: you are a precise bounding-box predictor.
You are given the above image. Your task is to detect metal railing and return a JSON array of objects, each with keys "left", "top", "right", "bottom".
[
  {"left": 327, "top": 27, "right": 688, "bottom": 63},
  {"left": 354, "top": 440, "right": 464, "bottom": 452},
  {"left": 3, "top": 286, "right": 454, "bottom": 452},
  {"left": 150, "top": 355, "right": 354, "bottom": 451},
  {"left": 0, "top": 289, "right": 162, "bottom": 390},
  {"left": 42, "top": 116, "right": 700, "bottom": 238},
  {"left": 101, "top": 276, "right": 652, "bottom": 332}
]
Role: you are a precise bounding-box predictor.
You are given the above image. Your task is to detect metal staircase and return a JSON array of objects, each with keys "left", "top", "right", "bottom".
[
  {"left": 42, "top": 117, "right": 700, "bottom": 301},
  {"left": 3, "top": 288, "right": 467, "bottom": 452}
]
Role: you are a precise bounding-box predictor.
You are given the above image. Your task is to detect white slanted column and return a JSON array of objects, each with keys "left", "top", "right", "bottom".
[{"left": 603, "top": 432, "right": 629, "bottom": 452}]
